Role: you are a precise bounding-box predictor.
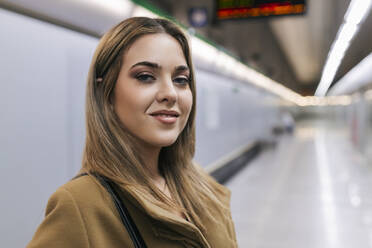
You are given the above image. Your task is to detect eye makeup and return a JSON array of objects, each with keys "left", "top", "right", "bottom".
[{"left": 129, "top": 61, "right": 190, "bottom": 85}]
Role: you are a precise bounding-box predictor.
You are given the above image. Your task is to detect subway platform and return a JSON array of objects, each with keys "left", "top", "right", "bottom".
[{"left": 227, "top": 120, "right": 372, "bottom": 248}]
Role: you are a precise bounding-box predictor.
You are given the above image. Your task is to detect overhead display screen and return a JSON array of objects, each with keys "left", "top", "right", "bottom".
[{"left": 216, "top": 0, "right": 306, "bottom": 20}]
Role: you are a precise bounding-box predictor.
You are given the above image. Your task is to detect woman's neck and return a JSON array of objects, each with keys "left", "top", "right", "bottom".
[
  {"left": 138, "top": 142, "right": 162, "bottom": 180},
  {"left": 135, "top": 140, "right": 169, "bottom": 195}
]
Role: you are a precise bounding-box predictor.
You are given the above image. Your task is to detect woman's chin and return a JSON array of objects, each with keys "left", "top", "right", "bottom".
[
  {"left": 157, "top": 139, "right": 178, "bottom": 148},
  {"left": 149, "top": 136, "right": 179, "bottom": 148}
]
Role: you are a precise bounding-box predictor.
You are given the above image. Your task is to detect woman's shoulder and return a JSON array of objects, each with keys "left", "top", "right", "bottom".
[
  {"left": 63, "top": 174, "right": 109, "bottom": 200},
  {"left": 61, "top": 174, "right": 98, "bottom": 194},
  {"left": 27, "top": 175, "right": 108, "bottom": 247},
  {"left": 55, "top": 174, "right": 109, "bottom": 208},
  {"left": 28, "top": 175, "right": 135, "bottom": 247}
]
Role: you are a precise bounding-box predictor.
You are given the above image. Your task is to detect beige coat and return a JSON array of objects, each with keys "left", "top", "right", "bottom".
[{"left": 27, "top": 174, "right": 238, "bottom": 248}]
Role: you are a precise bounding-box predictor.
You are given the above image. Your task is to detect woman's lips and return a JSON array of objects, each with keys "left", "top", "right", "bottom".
[
  {"left": 149, "top": 110, "right": 180, "bottom": 124},
  {"left": 151, "top": 114, "right": 178, "bottom": 124}
]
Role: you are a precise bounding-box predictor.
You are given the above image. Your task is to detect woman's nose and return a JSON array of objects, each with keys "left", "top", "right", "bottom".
[{"left": 156, "top": 79, "right": 177, "bottom": 104}]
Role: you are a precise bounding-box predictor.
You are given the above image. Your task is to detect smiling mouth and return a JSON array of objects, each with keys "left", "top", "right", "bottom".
[{"left": 149, "top": 110, "right": 180, "bottom": 124}]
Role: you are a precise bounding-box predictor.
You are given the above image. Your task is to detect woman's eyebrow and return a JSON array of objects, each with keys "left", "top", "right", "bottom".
[
  {"left": 130, "top": 62, "right": 189, "bottom": 73},
  {"left": 130, "top": 61, "right": 160, "bottom": 69},
  {"left": 174, "top": 65, "right": 189, "bottom": 73}
]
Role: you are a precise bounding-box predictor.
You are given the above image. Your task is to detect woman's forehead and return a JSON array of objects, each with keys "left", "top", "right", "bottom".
[{"left": 123, "top": 33, "right": 187, "bottom": 69}]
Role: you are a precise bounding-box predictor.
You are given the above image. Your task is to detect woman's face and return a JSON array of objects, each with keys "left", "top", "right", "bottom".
[{"left": 114, "top": 33, "right": 193, "bottom": 149}]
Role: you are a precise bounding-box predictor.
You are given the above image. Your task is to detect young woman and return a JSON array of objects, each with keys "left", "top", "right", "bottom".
[{"left": 28, "top": 17, "right": 237, "bottom": 248}]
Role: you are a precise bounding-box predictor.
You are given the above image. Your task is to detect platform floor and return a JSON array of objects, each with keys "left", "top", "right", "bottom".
[{"left": 226, "top": 121, "right": 372, "bottom": 248}]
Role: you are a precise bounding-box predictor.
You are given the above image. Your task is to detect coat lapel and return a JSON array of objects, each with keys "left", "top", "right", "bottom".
[{"left": 117, "top": 185, "right": 211, "bottom": 248}]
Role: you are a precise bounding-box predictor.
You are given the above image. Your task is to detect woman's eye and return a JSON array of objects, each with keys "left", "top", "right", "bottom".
[
  {"left": 136, "top": 73, "right": 155, "bottom": 83},
  {"left": 173, "top": 77, "right": 190, "bottom": 85}
]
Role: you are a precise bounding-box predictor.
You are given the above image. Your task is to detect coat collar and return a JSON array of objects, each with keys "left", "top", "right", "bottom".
[{"left": 118, "top": 185, "right": 211, "bottom": 248}]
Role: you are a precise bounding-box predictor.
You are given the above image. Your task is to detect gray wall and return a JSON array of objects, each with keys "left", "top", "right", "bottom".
[
  {"left": 0, "top": 8, "right": 96, "bottom": 246},
  {"left": 194, "top": 70, "right": 279, "bottom": 165},
  {"left": 0, "top": 8, "right": 280, "bottom": 247}
]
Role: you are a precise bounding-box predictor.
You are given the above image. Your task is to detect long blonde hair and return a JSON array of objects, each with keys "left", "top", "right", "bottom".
[{"left": 82, "top": 17, "right": 227, "bottom": 234}]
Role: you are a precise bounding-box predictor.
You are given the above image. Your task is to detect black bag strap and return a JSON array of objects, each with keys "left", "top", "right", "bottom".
[{"left": 74, "top": 173, "right": 147, "bottom": 248}]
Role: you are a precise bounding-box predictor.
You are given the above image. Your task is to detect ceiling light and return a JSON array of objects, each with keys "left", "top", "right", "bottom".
[
  {"left": 345, "top": 0, "right": 372, "bottom": 25},
  {"left": 337, "top": 22, "right": 358, "bottom": 45},
  {"left": 315, "top": 0, "right": 372, "bottom": 96},
  {"left": 329, "top": 52, "right": 372, "bottom": 95}
]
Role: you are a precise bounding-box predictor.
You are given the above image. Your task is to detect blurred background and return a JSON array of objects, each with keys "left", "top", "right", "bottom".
[{"left": 1, "top": 0, "right": 372, "bottom": 247}]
